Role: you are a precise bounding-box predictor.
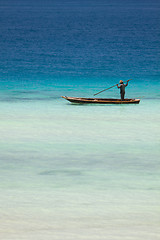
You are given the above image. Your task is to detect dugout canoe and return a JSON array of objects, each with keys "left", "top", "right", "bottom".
[{"left": 61, "top": 96, "right": 140, "bottom": 104}]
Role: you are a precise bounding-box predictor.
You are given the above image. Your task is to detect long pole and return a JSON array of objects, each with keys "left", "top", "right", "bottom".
[{"left": 94, "top": 79, "right": 132, "bottom": 96}]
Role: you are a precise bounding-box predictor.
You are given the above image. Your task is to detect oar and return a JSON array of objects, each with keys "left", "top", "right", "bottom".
[{"left": 94, "top": 79, "right": 132, "bottom": 96}]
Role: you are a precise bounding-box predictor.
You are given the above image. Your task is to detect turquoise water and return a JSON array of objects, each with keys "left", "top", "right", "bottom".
[
  {"left": 0, "top": 88, "right": 160, "bottom": 239},
  {"left": 0, "top": 0, "right": 160, "bottom": 239}
]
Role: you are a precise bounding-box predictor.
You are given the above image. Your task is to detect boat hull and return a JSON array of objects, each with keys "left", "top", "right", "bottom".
[{"left": 62, "top": 96, "right": 140, "bottom": 104}]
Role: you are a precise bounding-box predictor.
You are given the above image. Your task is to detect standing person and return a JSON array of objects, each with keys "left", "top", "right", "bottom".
[{"left": 117, "top": 80, "right": 129, "bottom": 101}]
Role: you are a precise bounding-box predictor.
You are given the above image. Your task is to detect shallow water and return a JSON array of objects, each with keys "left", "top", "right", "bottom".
[{"left": 0, "top": 90, "right": 160, "bottom": 239}]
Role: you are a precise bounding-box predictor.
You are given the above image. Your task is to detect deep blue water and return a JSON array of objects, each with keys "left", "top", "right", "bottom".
[{"left": 0, "top": 0, "right": 160, "bottom": 90}]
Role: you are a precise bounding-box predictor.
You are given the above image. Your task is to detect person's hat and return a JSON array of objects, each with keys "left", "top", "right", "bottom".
[{"left": 119, "top": 80, "right": 123, "bottom": 84}]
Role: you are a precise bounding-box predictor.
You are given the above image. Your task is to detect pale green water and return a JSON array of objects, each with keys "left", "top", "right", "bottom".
[{"left": 0, "top": 94, "right": 160, "bottom": 239}]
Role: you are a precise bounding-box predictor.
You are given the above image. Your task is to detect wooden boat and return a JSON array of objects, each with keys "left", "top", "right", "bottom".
[{"left": 62, "top": 96, "right": 140, "bottom": 104}]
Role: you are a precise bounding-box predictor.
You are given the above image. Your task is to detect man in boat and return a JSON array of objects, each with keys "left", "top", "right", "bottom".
[{"left": 117, "top": 80, "right": 129, "bottom": 101}]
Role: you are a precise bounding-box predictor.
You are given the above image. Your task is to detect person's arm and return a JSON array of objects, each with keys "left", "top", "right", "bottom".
[
  {"left": 117, "top": 84, "right": 120, "bottom": 89},
  {"left": 125, "top": 80, "right": 129, "bottom": 87}
]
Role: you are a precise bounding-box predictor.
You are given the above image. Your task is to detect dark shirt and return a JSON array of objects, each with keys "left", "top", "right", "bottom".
[{"left": 118, "top": 82, "right": 128, "bottom": 93}]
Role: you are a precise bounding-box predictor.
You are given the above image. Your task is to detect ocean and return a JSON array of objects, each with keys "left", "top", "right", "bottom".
[{"left": 0, "top": 0, "right": 160, "bottom": 239}]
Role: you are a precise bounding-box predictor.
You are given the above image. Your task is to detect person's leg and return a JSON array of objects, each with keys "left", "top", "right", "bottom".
[{"left": 121, "top": 92, "right": 125, "bottom": 101}]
